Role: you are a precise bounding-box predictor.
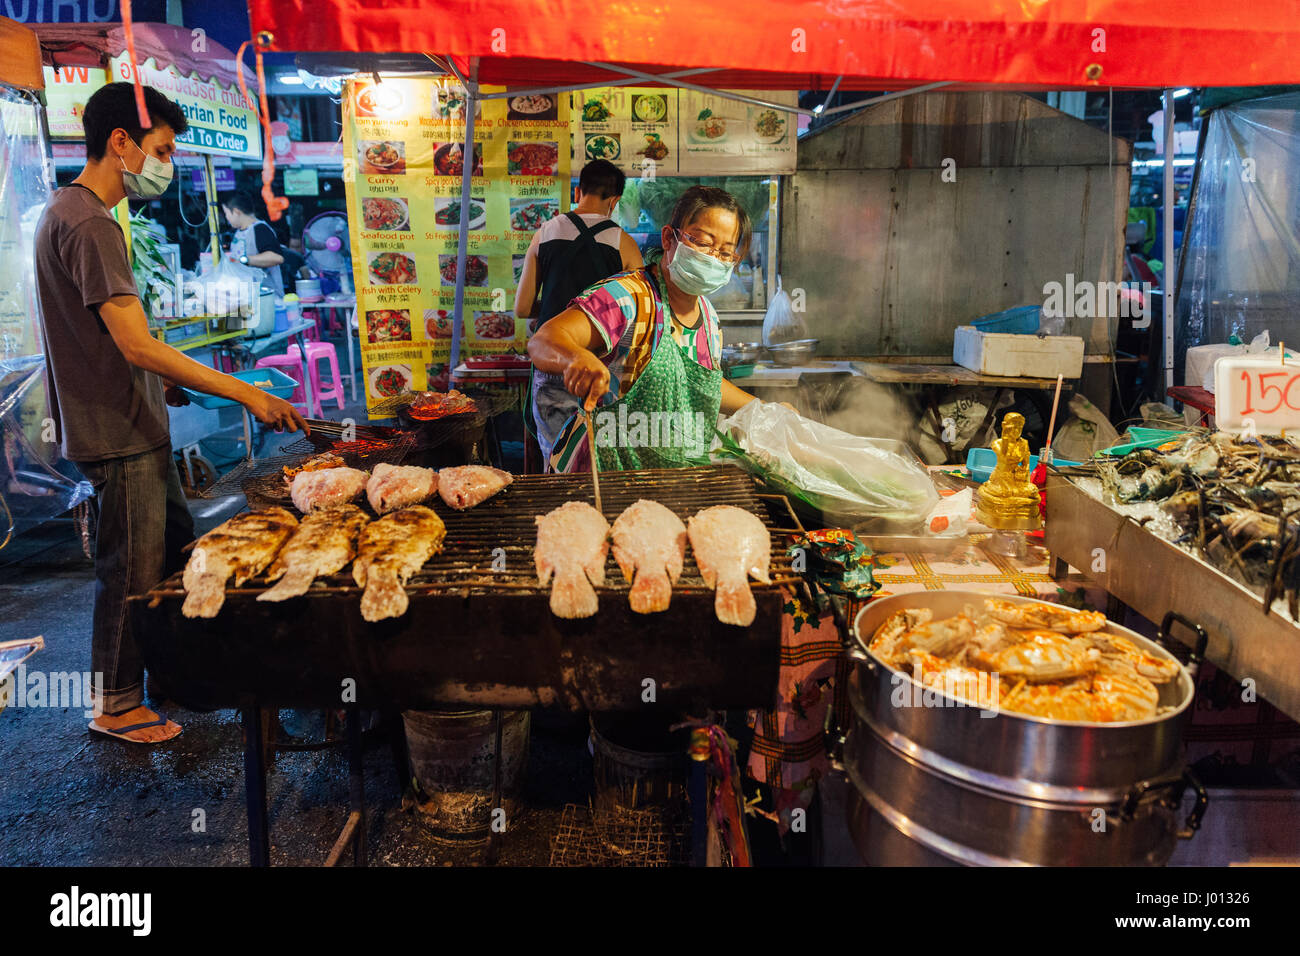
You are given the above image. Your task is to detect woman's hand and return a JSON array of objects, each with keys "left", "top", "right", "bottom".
[{"left": 563, "top": 351, "right": 610, "bottom": 412}]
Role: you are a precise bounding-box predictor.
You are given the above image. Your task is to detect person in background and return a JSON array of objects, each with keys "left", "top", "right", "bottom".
[
  {"left": 33, "top": 83, "right": 307, "bottom": 744},
  {"left": 516, "top": 160, "right": 643, "bottom": 469},
  {"left": 220, "top": 190, "right": 286, "bottom": 296}
]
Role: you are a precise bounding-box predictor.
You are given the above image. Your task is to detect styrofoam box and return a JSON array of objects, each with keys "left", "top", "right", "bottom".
[{"left": 953, "top": 325, "right": 1084, "bottom": 379}]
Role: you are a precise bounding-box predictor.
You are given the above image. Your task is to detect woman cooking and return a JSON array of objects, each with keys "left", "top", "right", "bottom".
[{"left": 528, "top": 185, "right": 766, "bottom": 472}]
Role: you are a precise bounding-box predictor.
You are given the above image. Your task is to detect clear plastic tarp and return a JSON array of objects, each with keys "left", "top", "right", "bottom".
[
  {"left": 0, "top": 85, "right": 92, "bottom": 549},
  {"left": 1175, "top": 92, "right": 1300, "bottom": 383}
]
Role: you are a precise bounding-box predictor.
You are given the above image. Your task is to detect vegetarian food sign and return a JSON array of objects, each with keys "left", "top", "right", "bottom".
[
  {"left": 342, "top": 76, "right": 570, "bottom": 414},
  {"left": 109, "top": 55, "right": 261, "bottom": 161},
  {"left": 572, "top": 88, "right": 796, "bottom": 176}
]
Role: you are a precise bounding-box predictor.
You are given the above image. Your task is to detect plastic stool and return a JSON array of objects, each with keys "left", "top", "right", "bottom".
[
  {"left": 288, "top": 341, "right": 345, "bottom": 413},
  {"left": 254, "top": 353, "right": 315, "bottom": 417}
]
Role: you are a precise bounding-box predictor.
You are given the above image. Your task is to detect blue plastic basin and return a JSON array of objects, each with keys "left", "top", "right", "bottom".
[
  {"left": 180, "top": 367, "right": 299, "bottom": 410},
  {"left": 965, "top": 447, "right": 1081, "bottom": 483},
  {"left": 973, "top": 305, "right": 1041, "bottom": 335}
]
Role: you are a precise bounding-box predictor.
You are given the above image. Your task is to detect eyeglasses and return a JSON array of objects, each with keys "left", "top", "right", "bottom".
[{"left": 672, "top": 228, "right": 741, "bottom": 264}]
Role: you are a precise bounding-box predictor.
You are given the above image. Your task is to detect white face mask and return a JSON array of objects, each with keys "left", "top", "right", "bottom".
[{"left": 120, "top": 138, "right": 173, "bottom": 200}]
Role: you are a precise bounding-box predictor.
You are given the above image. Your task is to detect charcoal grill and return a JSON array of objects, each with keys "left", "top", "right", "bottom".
[
  {"left": 135, "top": 463, "right": 800, "bottom": 713},
  {"left": 129, "top": 463, "right": 801, "bottom": 865}
]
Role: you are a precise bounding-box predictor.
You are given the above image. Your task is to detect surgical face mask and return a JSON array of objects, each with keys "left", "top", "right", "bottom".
[
  {"left": 666, "top": 238, "right": 734, "bottom": 296},
  {"left": 120, "top": 139, "right": 174, "bottom": 199}
]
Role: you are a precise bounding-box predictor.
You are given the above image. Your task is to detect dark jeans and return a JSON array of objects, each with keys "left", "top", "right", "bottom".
[{"left": 76, "top": 445, "right": 194, "bottom": 715}]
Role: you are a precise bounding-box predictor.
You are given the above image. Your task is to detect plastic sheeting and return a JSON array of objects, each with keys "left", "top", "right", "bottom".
[
  {"left": 0, "top": 86, "right": 92, "bottom": 549},
  {"left": 1175, "top": 93, "right": 1300, "bottom": 384}
]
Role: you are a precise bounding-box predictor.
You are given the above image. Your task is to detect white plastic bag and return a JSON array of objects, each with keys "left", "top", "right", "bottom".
[
  {"left": 713, "top": 400, "right": 939, "bottom": 524},
  {"left": 1052, "top": 394, "right": 1121, "bottom": 459},
  {"left": 761, "top": 275, "right": 805, "bottom": 346},
  {"left": 193, "top": 256, "right": 262, "bottom": 319}
]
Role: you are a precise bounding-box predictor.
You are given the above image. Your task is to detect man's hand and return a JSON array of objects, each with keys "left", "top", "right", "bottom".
[
  {"left": 563, "top": 351, "right": 610, "bottom": 412},
  {"left": 163, "top": 379, "right": 190, "bottom": 407},
  {"left": 243, "top": 389, "right": 309, "bottom": 433}
]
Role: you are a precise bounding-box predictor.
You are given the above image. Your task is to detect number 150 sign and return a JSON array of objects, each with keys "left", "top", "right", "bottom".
[{"left": 1215, "top": 356, "right": 1300, "bottom": 435}]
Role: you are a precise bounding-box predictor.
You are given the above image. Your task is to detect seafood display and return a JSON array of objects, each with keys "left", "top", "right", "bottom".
[
  {"left": 182, "top": 508, "right": 298, "bottom": 618},
  {"left": 353, "top": 506, "right": 448, "bottom": 622},
  {"left": 259, "top": 505, "right": 369, "bottom": 603},
  {"left": 687, "top": 505, "right": 772, "bottom": 627},
  {"left": 535, "top": 501, "right": 611, "bottom": 619},
  {"left": 366, "top": 463, "right": 438, "bottom": 515},
  {"left": 437, "top": 465, "right": 513, "bottom": 510},
  {"left": 868, "top": 599, "right": 1182, "bottom": 722},
  {"left": 288, "top": 467, "right": 369, "bottom": 513},
  {"left": 611, "top": 500, "right": 687, "bottom": 614},
  {"left": 406, "top": 389, "right": 477, "bottom": 420},
  {"left": 1095, "top": 431, "right": 1300, "bottom": 614}
]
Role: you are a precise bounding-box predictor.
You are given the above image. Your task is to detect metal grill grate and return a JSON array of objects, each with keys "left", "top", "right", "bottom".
[
  {"left": 201, "top": 435, "right": 416, "bottom": 506},
  {"left": 549, "top": 803, "right": 691, "bottom": 867},
  {"left": 154, "top": 464, "right": 805, "bottom": 599}
]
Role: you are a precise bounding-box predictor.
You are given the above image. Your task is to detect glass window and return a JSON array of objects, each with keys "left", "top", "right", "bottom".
[{"left": 613, "top": 175, "right": 775, "bottom": 311}]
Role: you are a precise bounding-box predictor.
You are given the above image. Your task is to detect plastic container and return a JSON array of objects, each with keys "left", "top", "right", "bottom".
[
  {"left": 965, "top": 447, "right": 1080, "bottom": 483},
  {"left": 180, "top": 367, "right": 299, "bottom": 410},
  {"left": 972, "top": 305, "right": 1041, "bottom": 335}
]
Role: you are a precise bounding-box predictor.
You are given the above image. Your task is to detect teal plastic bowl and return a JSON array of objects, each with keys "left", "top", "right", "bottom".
[
  {"left": 180, "top": 367, "right": 299, "bottom": 410},
  {"left": 973, "top": 305, "right": 1041, "bottom": 335},
  {"left": 965, "top": 447, "right": 1081, "bottom": 483}
]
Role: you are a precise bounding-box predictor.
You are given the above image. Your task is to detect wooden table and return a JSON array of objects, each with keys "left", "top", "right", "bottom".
[{"left": 853, "top": 362, "right": 1078, "bottom": 461}]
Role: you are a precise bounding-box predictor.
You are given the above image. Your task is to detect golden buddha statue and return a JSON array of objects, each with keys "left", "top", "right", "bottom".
[{"left": 976, "top": 412, "right": 1042, "bottom": 530}]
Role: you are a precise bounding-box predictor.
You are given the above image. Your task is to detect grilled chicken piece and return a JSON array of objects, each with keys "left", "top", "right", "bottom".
[
  {"left": 437, "top": 465, "right": 513, "bottom": 510},
  {"left": 687, "top": 505, "right": 771, "bottom": 627},
  {"left": 289, "top": 466, "right": 368, "bottom": 513},
  {"left": 610, "top": 499, "right": 686, "bottom": 614},
  {"left": 535, "top": 501, "right": 610, "bottom": 619},
  {"left": 182, "top": 507, "right": 298, "bottom": 618},
  {"left": 366, "top": 463, "right": 438, "bottom": 515},
  {"left": 258, "top": 505, "right": 369, "bottom": 602},
  {"left": 352, "top": 505, "right": 446, "bottom": 622}
]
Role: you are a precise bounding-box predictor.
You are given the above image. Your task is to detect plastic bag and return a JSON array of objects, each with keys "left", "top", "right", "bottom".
[
  {"left": 761, "top": 275, "right": 805, "bottom": 346},
  {"left": 1052, "top": 394, "right": 1121, "bottom": 460},
  {"left": 913, "top": 387, "right": 1014, "bottom": 464},
  {"left": 189, "top": 256, "right": 262, "bottom": 319},
  {"left": 713, "top": 400, "right": 939, "bottom": 524}
]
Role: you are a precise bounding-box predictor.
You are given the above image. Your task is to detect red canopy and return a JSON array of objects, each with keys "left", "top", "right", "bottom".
[
  {"left": 33, "top": 22, "right": 254, "bottom": 90},
  {"left": 247, "top": 0, "right": 1300, "bottom": 90}
]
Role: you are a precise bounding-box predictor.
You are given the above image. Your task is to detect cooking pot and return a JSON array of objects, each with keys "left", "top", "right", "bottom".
[{"left": 841, "top": 590, "right": 1208, "bottom": 865}]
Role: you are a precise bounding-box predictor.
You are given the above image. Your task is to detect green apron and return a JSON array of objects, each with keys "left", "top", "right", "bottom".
[{"left": 593, "top": 272, "right": 722, "bottom": 471}]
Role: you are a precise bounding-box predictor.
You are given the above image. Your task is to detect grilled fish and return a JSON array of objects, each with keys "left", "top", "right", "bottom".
[
  {"left": 535, "top": 501, "right": 610, "bottom": 619},
  {"left": 182, "top": 507, "right": 298, "bottom": 618},
  {"left": 687, "top": 505, "right": 771, "bottom": 627},
  {"left": 437, "top": 465, "right": 513, "bottom": 510},
  {"left": 611, "top": 499, "right": 686, "bottom": 614},
  {"left": 259, "top": 504, "right": 369, "bottom": 602},
  {"left": 352, "top": 505, "right": 446, "bottom": 622},
  {"left": 289, "top": 466, "right": 368, "bottom": 513},
  {"left": 366, "top": 463, "right": 438, "bottom": 515}
]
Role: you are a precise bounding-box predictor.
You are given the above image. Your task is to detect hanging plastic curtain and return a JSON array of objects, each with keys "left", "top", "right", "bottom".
[
  {"left": 1175, "top": 92, "right": 1300, "bottom": 383},
  {"left": 0, "top": 86, "right": 93, "bottom": 550}
]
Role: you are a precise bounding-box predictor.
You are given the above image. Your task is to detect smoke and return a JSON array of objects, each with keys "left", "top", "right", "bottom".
[{"left": 820, "top": 380, "right": 1002, "bottom": 465}]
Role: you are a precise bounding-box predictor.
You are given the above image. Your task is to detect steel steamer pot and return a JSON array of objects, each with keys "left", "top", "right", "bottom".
[{"left": 844, "top": 591, "right": 1208, "bottom": 866}]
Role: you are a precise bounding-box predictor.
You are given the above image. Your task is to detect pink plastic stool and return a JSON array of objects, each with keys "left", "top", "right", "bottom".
[
  {"left": 288, "top": 341, "right": 345, "bottom": 413},
  {"left": 254, "top": 353, "right": 315, "bottom": 417}
]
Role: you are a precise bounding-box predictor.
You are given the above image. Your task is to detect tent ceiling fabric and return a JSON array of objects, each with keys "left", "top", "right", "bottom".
[
  {"left": 247, "top": 0, "right": 1300, "bottom": 90},
  {"left": 33, "top": 22, "right": 255, "bottom": 89}
]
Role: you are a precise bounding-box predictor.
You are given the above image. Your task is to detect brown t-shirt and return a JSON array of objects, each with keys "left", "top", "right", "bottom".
[{"left": 34, "top": 185, "right": 169, "bottom": 463}]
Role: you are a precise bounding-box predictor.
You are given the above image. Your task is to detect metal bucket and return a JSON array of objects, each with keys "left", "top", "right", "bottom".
[
  {"left": 589, "top": 714, "right": 689, "bottom": 816},
  {"left": 844, "top": 591, "right": 1207, "bottom": 866},
  {"left": 403, "top": 708, "right": 530, "bottom": 838}
]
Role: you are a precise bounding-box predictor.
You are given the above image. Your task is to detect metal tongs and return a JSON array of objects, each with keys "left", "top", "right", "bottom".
[{"left": 582, "top": 408, "right": 602, "bottom": 514}]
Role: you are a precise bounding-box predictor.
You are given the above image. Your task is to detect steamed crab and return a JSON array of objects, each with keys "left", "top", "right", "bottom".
[{"left": 867, "top": 599, "right": 1182, "bottom": 722}]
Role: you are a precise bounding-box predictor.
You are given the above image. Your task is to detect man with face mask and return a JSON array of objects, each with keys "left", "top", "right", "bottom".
[
  {"left": 528, "top": 185, "right": 766, "bottom": 472},
  {"left": 33, "top": 83, "right": 308, "bottom": 744}
]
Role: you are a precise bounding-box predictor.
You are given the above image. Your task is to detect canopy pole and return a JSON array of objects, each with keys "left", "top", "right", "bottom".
[
  {"left": 816, "top": 81, "right": 950, "bottom": 117},
  {"left": 1163, "top": 88, "right": 1176, "bottom": 393},
  {"left": 449, "top": 60, "right": 478, "bottom": 373},
  {"left": 581, "top": 61, "right": 814, "bottom": 115},
  {"left": 815, "top": 75, "right": 843, "bottom": 114},
  {"left": 204, "top": 154, "right": 221, "bottom": 264}
]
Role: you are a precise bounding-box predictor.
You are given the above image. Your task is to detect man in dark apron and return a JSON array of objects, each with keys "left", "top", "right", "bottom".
[{"left": 516, "top": 160, "right": 643, "bottom": 471}]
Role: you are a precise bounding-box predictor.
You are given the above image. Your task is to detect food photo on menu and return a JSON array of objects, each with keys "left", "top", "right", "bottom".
[
  {"left": 473, "top": 311, "right": 518, "bottom": 340},
  {"left": 368, "top": 363, "right": 412, "bottom": 398},
  {"left": 506, "top": 93, "right": 558, "bottom": 120},
  {"left": 368, "top": 251, "right": 418, "bottom": 285},
  {"left": 434, "top": 197, "right": 487, "bottom": 230},
  {"left": 424, "top": 308, "right": 456, "bottom": 339},
  {"left": 358, "top": 139, "right": 406, "bottom": 173},
  {"left": 431, "top": 141, "right": 484, "bottom": 176},
  {"left": 507, "top": 140, "right": 560, "bottom": 176},
  {"left": 438, "top": 253, "right": 490, "bottom": 287},
  {"left": 365, "top": 308, "right": 413, "bottom": 343},
  {"left": 361, "top": 196, "right": 411, "bottom": 231},
  {"left": 509, "top": 199, "right": 559, "bottom": 232}
]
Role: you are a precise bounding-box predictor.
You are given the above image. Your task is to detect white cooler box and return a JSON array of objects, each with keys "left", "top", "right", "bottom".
[{"left": 953, "top": 325, "right": 1084, "bottom": 379}]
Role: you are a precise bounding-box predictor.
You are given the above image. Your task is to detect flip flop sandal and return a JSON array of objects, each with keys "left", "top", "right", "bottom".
[{"left": 88, "top": 715, "right": 180, "bottom": 744}]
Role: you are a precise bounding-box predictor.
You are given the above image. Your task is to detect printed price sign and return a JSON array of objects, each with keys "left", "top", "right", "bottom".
[{"left": 1215, "top": 355, "right": 1300, "bottom": 435}]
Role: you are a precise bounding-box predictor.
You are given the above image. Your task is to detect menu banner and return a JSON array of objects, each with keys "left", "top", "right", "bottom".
[
  {"left": 42, "top": 65, "right": 109, "bottom": 139},
  {"left": 342, "top": 76, "right": 570, "bottom": 413},
  {"left": 571, "top": 88, "right": 796, "bottom": 177}
]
